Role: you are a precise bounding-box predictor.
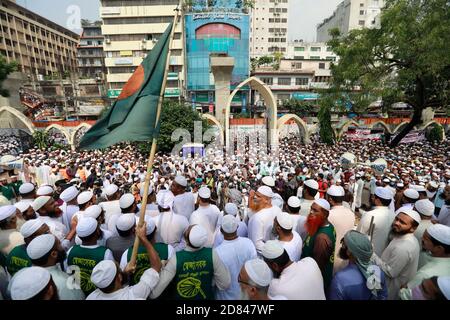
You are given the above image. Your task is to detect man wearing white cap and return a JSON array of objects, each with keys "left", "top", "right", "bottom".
[
  {"left": 0, "top": 205, "right": 24, "bottom": 257},
  {"left": 15, "top": 200, "right": 36, "bottom": 221},
  {"left": 77, "top": 205, "right": 113, "bottom": 247},
  {"left": 5, "top": 219, "right": 49, "bottom": 277},
  {"left": 138, "top": 184, "right": 159, "bottom": 218},
  {"left": 299, "top": 179, "right": 319, "bottom": 217},
  {"left": 326, "top": 185, "right": 355, "bottom": 273},
  {"left": 434, "top": 186, "right": 450, "bottom": 227},
  {"left": 272, "top": 212, "right": 302, "bottom": 262},
  {"left": 397, "top": 188, "right": 420, "bottom": 211},
  {"left": 301, "top": 198, "right": 336, "bottom": 289},
  {"left": 107, "top": 193, "right": 136, "bottom": 236},
  {"left": 285, "top": 196, "right": 307, "bottom": 240},
  {"left": 15, "top": 183, "right": 36, "bottom": 219},
  {"left": 59, "top": 185, "right": 79, "bottom": 231},
  {"left": 72, "top": 190, "right": 96, "bottom": 223},
  {"left": 357, "top": 187, "right": 393, "bottom": 256},
  {"left": 371, "top": 208, "right": 421, "bottom": 299},
  {"left": 238, "top": 258, "right": 274, "bottom": 300},
  {"left": 66, "top": 217, "right": 114, "bottom": 295},
  {"left": 153, "top": 189, "right": 189, "bottom": 251},
  {"left": 99, "top": 183, "right": 122, "bottom": 228},
  {"left": 403, "top": 224, "right": 450, "bottom": 292},
  {"left": 27, "top": 234, "right": 85, "bottom": 300},
  {"left": 247, "top": 186, "right": 278, "bottom": 255},
  {"left": 106, "top": 213, "right": 136, "bottom": 261},
  {"left": 413, "top": 199, "right": 435, "bottom": 268},
  {"left": 190, "top": 187, "right": 221, "bottom": 248},
  {"left": 36, "top": 185, "right": 54, "bottom": 197},
  {"left": 400, "top": 275, "right": 449, "bottom": 300},
  {"left": 262, "top": 240, "right": 325, "bottom": 300},
  {"left": 150, "top": 224, "right": 231, "bottom": 300},
  {"left": 214, "top": 203, "right": 248, "bottom": 247},
  {"left": 9, "top": 266, "right": 58, "bottom": 300},
  {"left": 171, "top": 175, "right": 195, "bottom": 221},
  {"left": 215, "top": 215, "right": 257, "bottom": 300},
  {"left": 120, "top": 217, "right": 174, "bottom": 285}
]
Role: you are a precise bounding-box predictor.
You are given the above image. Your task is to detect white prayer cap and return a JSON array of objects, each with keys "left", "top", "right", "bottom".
[
  {"left": 10, "top": 267, "right": 51, "bottom": 300},
  {"left": 272, "top": 193, "right": 284, "bottom": 209},
  {"left": 375, "top": 187, "right": 392, "bottom": 200},
  {"left": 77, "top": 191, "right": 94, "bottom": 205},
  {"left": 414, "top": 185, "right": 426, "bottom": 193},
  {"left": 287, "top": 196, "right": 301, "bottom": 208},
  {"left": 427, "top": 224, "right": 450, "bottom": 245},
  {"left": 414, "top": 199, "right": 434, "bottom": 217},
  {"left": 85, "top": 205, "right": 102, "bottom": 219},
  {"left": 0, "top": 205, "right": 17, "bottom": 221},
  {"left": 104, "top": 184, "right": 119, "bottom": 197},
  {"left": 139, "top": 184, "right": 153, "bottom": 197},
  {"left": 36, "top": 185, "right": 53, "bottom": 196},
  {"left": 403, "top": 188, "right": 419, "bottom": 200},
  {"left": 31, "top": 196, "right": 51, "bottom": 212},
  {"left": 60, "top": 186, "right": 79, "bottom": 203},
  {"left": 244, "top": 259, "right": 273, "bottom": 287},
  {"left": 156, "top": 190, "right": 174, "bottom": 209},
  {"left": 189, "top": 225, "right": 208, "bottom": 248},
  {"left": 221, "top": 215, "right": 239, "bottom": 233},
  {"left": 314, "top": 198, "right": 331, "bottom": 211},
  {"left": 26, "top": 234, "right": 55, "bottom": 260},
  {"left": 327, "top": 185, "right": 345, "bottom": 197},
  {"left": 262, "top": 240, "right": 285, "bottom": 260},
  {"left": 19, "top": 183, "right": 35, "bottom": 194},
  {"left": 276, "top": 212, "right": 293, "bottom": 230},
  {"left": 174, "top": 175, "right": 187, "bottom": 187},
  {"left": 304, "top": 179, "right": 319, "bottom": 190},
  {"left": 257, "top": 186, "right": 273, "bottom": 198},
  {"left": 76, "top": 217, "right": 98, "bottom": 237},
  {"left": 198, "top": 186, "right": 211, "bottom": 199},
  {"left": 262, "top": 176, "right": 275, "bottom": 187},
  {"left": 116, "top": 214, "right": 135, "bottom": 232},
  {"left": 145, "top": 217, "right": 156, "bottom": 235},
  {"left": 224, "top": 203, "right": 238, "bottom": 216},
  {"left": 119, "top": 193, "right": 135, "bottom": 209},
  {"left": 382, "top": 178, "right": 390, "bottom": 183},
  {"left": 91, "top": 260, "right": 117, "bottom": 289},
  {"left": 437, "top": 276, "right": 450, "bottom": 300},
  {"left": 397, "top": 182, "right": 405, "bottom": 188},
  {"left": 428, "top": 181, "right": 439, "bottom": 189},
  {"left": 398, "top": 208, "right": 421, "bottom": 224},
  {"left": 20, "top": 219, "right": 44, "bottom": 238}
]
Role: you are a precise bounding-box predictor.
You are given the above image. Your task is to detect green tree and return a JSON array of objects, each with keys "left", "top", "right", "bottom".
[
  {"left": 32, "top": 131, "right": 49, "bottom": 150},
  {"left": 425, "top": 123, "right": 444, "bottom": 142},
  {"left": 0, "top": 55, "right": 18, "bottom": 97},
  {"left": 281, "top": 98, "right": 312, "bottom": 117},
  {"left": 272, "top": 52, "right": 284, "bottom": 70},
  {"left": 318, "top": 94, "right": 336, "bottom": 145},
  {"left": 326, "top": 0, "right": 450, "bottom": 147}
]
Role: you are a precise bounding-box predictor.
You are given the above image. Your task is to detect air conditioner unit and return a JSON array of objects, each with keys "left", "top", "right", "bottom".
[{"left": 105, "top": 39, "right": 111, "bottom": 44}]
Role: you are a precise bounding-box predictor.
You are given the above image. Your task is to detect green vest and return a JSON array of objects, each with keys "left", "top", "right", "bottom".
[
  {"left": 126, "top": 243, "right": 168, "bottom": 285},
  {"left": 173, "top": 248, "right": 214, "bottom": 300},
  {"left": 67, "top": 245, "right": 107, "bottom": 295},
  {"left": 6, "top": 245, "right": 32, "bottom": 276},
  {"left": 0, "top": 185, "right": 15, "bottom": 200},
  {"left": 301, "top": 224, "right": 336, "bottom": 289},
  {"left": 12, "top": 181, "right": 22, "bottom": 195}
]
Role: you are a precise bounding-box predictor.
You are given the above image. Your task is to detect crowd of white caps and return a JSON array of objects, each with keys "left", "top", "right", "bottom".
[{"left": 0, "top": 136, "right": 449, "bottom": 300}]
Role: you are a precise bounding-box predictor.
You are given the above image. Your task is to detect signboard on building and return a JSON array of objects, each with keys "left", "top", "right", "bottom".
[
  {"left": 79, "top": 104, "right": 104, "bottom": 116},
  {"left": 114, "top": 58, "right": 133, "bottom": 66},
  {"left": 120, "top": 51, "right": 133, "bottom": 57},
  {"left": 292, "top": 92, "right": 319, "bottom": 101},
  {"left": 101, "top": 7, "right": 121, "bottom": 15},
  {"left": 164, "top": 88, "right": 180, "bottom": 98},
  {"left": 107, "top": 89, "right": 122, "bottom": 98},
  {"left": 391, "top": 130, "right": 425, "bottom": 144}
]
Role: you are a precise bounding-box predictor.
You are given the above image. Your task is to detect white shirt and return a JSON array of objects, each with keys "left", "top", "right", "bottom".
[
  {"left": 86, "top": 268, "right": 159, "bottom": 300},
  {"left": 190, "top": 204, "right": 221, "bottom": 248},
  {"left": 268, "top": 257, "right": 326, "bottom": 300},
  {"left": 215, "top": 237, "right": 257, "bottom": 300},
  {"left": 119, "top": 244, "right": 175, "bottom": 271},
  {"left": 60, "top": 204, "right": 79, "bottom": 231},
  {"left": 279, "top": 231, "right": 302, "bottom": 262},
  {"left": 357, "top": 206, "right": 391, "bottom": 256},
  {"left": 173, "top": 192, "right": 196, "bottom": 220},
  {"left": 99, "top": 200, "right": 121, "bottom": 227},
  {"left": 37, "top": 216, "right": 68, "bottom": 242},
  {"left": 328, "top": 205, "right": 355, "bottom": 273},
  {"left": 153, "top": 211, "right": 189, "bottom": 251},
  {"left": 46, "top": 265, "right": 85, "bottom": 300},
  {"left": 373, "top": 233, "right": 420, "bottom": 300},
  {"left": 437, "top": 205, "right": 450, "bottom": 227},
  {"left": 299, "top": 199, "right": 314, "bottom": 217},
  {"left": 213, "top": 215, "right": 248, "bottom": 248},
  {"left": 247, "top": 207, "right": 277, "bottom": 255},
  {"left": 291, "top": 214, "right": 308, "bottom": 240},
  {"left": 0, "top": 229, "right": 24, "bottom": 256}
]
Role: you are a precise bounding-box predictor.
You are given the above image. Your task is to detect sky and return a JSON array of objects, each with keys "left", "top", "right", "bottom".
[{"left": 16, "top": 0, "right": 342, "bottom": 41}]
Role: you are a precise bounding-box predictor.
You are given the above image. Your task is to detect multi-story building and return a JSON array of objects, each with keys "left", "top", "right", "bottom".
[
  {"left": 99, "top": 0, "right": 184, "bottom": 100},
  {"left": 250, "top": 0, "right": 289, "bottom": 58},
  {"left": 317, "top": 0, "right": 384, "bottom": 42},
  {"left": 286, "top": 41, "right": 338, "bottom": 61},
  {"left": 77, "top": 20, "right": 106, "bottom": 79},
  {"left": 185, "top": 1, "right": 250, "bottom": 113},
  {"left": 0, "top": 0, "right": 79, "bottom": 80}
]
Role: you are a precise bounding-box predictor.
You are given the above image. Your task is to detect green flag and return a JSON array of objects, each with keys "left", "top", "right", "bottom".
[{"left": 79, "top": 23, "right": 173, "bottom": 150}]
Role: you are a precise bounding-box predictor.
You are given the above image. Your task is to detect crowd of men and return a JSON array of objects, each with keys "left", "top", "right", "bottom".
[{"left": 0, "top": 136, "right": 449, "bottom": 300}]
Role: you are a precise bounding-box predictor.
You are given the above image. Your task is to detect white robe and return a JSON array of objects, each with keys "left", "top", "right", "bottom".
[
  {"left": 190, "top": 204, "right": 221, "bottom": 248},
  {"left": 279, "top": 231, "right": 303, "bottom": 262},
  {"left": 247, "top": 207, "right": 277, "bottom": 255},
  {"left": 153, "top": 211, "right": 189, "bottom": 251},
  {"left": 328, "top": 205, "right": 355, "bottom": 273},
  {"left": 298, "top": 199, "right": 314, "bottom": 217},
  {"left": 357, "top": 206, "right": 391, "bottom": 256},
  {"left": 172, "top": 192, "right": 196, "bottom": 220}
]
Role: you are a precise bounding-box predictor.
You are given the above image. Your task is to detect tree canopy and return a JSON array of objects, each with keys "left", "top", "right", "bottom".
[{"left": 0, "top": 55, "right": 18, "bottom": 97}]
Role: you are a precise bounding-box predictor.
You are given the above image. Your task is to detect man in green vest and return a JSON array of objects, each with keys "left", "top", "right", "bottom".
[
  {"left": 0, "top": 178, "right": 16, "bottom": 202},
  {"left": 66, "top": 217, "right": 114, "bottom": 296},
  {"left": 301, "top": 198, "right": 336, "bottom": 290},
  {"left": 150, "top": 224, "right": 230, "bottom": 300},
  {"left": 6, "top": 219, "right": 50, "bottom": 277},
  {"left": 10, "top": 176, "right": 22, "bottom": 200},
  {"left": 120, "top": 217, "right": 174, "bottom": 285}
]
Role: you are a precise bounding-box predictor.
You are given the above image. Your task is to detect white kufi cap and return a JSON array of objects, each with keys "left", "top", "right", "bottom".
[
  {"left": 404, "top": 188, "right": 419, "bottom": 200},
  {"left": 31, "top": 196, "right": 51, "bottom": 212},
  {"left": 91, "top": 260, "right": 117, "bottom": 289},
  {"left": 116, "top": 214, "right": 135, "bottom": 232},
  {"left": 84, "top": 205, "right": 102, "bottom": 219},
  {"left": 156, "top": 190, "right": 174, "bottom": 209},
  {"left": 19, "top": 183, "right": 34, "bottom": 195},
  {"left": 198, "top": 186, "right": 211, "bottom": 199},
  {"left": 414, "top": 199, "right": 435, "bottom": 217},
  {"left": 76, "top": 217, "right": 98, "bottom": 237},
  {"left": 104, "top": 184, "right": 119, "bottom": 197},
  {"left": 304, "top": 179, "right": 319, "bottom": 190},
  {"left": 257, "top": 186, "right": 274, "bottom": 198},
  {"left": 36, "top": 185, "right": 53, "bottom": 196},
  {"left": 437, "top": 276, "right": 450, "bottom": 300},
  {"left": 26, "top": 234, "right": 55, "bottom": 260},
  {"left": 262, "top": 240, "right": 285, "bottom": 260},
  {"left": 10, "top": 267, "right": 51, "bottom": 300},
  {"left": 314, "top": 198, "right": 331, "bottom": 211},
  {"left": 375, "top": 187, "right": 392, "bottom": 200},
  {"left": 60, "top": 186, "right": 79, "bottom": 203},
  {"left": 427, "top": 224, "right": 450, "bottom": 245},
  {"left": 224, "top": 203, "right": 238, "bottom": 216},
  {"left": 287, "top": 196, "right": 301, "bottom": 208},
  {"left": 119, "top": 193, "right": 135, "bottom": 209},
  {"left": 262, "top": 176, "right": 275, "bottom": 187},
  {"left": 189, "top": 225, "right": 208, "bottom": 248},
  {"left": 77, "top": 191, "right": 94, "bottom": 205},
  {"left": 174, "top": 175, "right": 187, "bottom": 187},
  {"left": 221, "top": 215, "right": 238, "bottom": 234},
  {"left": 244, "top": 259, "right": 273, "bottom": 287},
  {"left": 276, "top": 212, "right": 293, "bottom": 230},
  {"left": 20, "top": 219, "right": 45, "bottom": 238},
  {"left": 398, "top": 208, "right": 421, "bottom": 224},
  {"left": 327, "top": 185, "right": 345, "bottom": 197},
  {"left": 0, "top": 205, "right": 16, "bottom": 221}
]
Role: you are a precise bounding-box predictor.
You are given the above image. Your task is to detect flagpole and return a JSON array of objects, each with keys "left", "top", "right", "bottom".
[{"left": 129, "top": 2, "right": 181, "bottom": 268}]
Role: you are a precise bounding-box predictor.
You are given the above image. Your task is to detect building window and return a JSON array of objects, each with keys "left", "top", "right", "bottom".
[
  {"left": 326, "top": 56, "right": 336, "bottom": 61},
  {"left": 360, "top": 10, "right": 365, "bottom": 15},
  {"left": 319, "top": 62, "right": 326, "bottom": 69},
  {"left": 359, "top": 20, "right": 365, "bottom": 26},
  {"left": 326, "top": 46, "right": 332, "bottom": 52},
  {"left": 296, "top": 78, "right": 309, "bottom": 86},
  {"left": 294, "top": 56, "right": 304, "bottom": 59},
  {"left": 310, "top": 56, "right": 320, "bottom": 59},
  {"left": 278, "top": 94, "right": 290, "bottom": 101},
  {"left": 360, "top": 3, "right": 364, "bottom": 7},
  {"left": 260, "top": 77, "right": 273, "bottom": 85},
  {"left": 311, "top": 47, "right": 321, "bottom": 52},
  {"left": 291, "top": 62, "right": 302, "bottom": 69},
  {"left": 278, "top": 78, "right": 291, "bottom": 85}
]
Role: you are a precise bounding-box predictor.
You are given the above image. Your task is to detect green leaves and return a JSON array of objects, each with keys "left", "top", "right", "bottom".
[{"left": 0, "top": 55, "right": 18, "bottom": 97}]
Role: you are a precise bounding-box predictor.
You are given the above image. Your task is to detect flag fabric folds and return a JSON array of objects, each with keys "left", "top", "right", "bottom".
[{"left": 79, "top": 23, "right": 173, "bottom": 150}]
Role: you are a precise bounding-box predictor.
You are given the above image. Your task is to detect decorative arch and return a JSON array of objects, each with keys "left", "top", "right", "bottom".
[
  {"left": 0, "top": 106, "right": 35, "bottom": 134},
  {"left": 225, "top": 76, "right": 278, "bottom": 150},
  {"left": 201, "top": 114, "right": 224, "bottom": 145},
  {"left": 421, "top": 120, "right": 446, "bottom": 141},
  {"left": 337, "top": 120, "right": 363, "bottom": 140},
  {"left": 370, "top": 120, "right": 393, "bottom": 134},
  {"left": 393, "top": 121, "right": 409, "bottom": 134},
  {"left": 277, "top": 114, "right": 310, "bottom": 143},
  {"left": 45, "top": 124, "right": 71, "bottom": 144},
  {"left": 70, "top": 122, "right": 92, "bottom": 146}
]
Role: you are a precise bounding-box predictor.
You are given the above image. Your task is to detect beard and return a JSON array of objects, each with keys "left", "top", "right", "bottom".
[
  {"left": 391, "top": 226, "right": 409, "bottom": 236},
  {"left": 48, "top": 207, "right": 62, "bottom": 218},
  {"left": 249, "top": 199, "right": 263, "bottom": 212},
  {"left": 305, "top": 214, "right": 326, "bottom": 237}
]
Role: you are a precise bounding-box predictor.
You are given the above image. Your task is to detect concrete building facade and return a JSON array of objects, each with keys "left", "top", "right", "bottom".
[
  {"left": 285, "top": 41, "right": 338, "bottom": 61},
  {"left": 77, "top": 21, "right": 106, "bottom": 80}
]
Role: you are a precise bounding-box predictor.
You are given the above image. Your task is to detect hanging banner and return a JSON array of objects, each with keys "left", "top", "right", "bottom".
[{"left": 391, "top": 130, "right": 425, "bottom": 144}]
